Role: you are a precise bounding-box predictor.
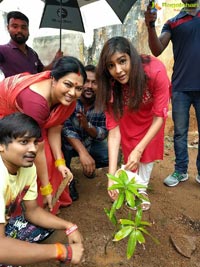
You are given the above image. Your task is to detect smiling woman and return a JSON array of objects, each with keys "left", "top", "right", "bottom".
[{"left": 0, "top": 55, "right": 87, "bottom": 214}]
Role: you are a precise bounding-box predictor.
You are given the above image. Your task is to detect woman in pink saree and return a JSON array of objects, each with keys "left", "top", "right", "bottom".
[{"left": 0, "top": 56, "right": 87, "bottom": 214}]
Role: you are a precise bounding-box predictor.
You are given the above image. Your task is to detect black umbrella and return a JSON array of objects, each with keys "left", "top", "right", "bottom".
[{"left": 39, "top": 0, "right": 137, "bottom": 49}]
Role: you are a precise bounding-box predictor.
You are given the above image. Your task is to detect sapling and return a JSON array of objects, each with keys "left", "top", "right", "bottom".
[{"left": 104, "top": 169, "right": 159, "bottom": 259}]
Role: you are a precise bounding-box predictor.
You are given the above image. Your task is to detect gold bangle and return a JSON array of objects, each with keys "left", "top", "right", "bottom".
[
  {"left": 55, "top": 158, "right": 66, "bottom": 168},
  {"left": 40, "top": 182, "right": 53, "bottom": 196}
]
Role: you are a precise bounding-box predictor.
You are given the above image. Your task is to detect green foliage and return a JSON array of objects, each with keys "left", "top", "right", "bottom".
[{"left": 104, "top": 170, "right": 159, "bottom": 259}]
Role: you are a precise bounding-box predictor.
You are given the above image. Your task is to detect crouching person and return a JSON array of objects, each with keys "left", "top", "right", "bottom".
[{"left": 0, "top": 113, "right": 83, "bottom": 267}]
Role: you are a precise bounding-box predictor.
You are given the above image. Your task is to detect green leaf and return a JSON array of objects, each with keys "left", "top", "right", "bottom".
[
  {"left": 108, "top": 184, "right": 124, "bottom": 190},
  {"left": 135, "top": 207, "right": 143, "bottom": 225},
  {"left": 110, "top": 214, "right": 118, "bottom": 226},
  {"left": 119, "top": 219, "right": 135, "bottom": 226},
  {"left": 150, "top": 236, "right": 160, "bottom": 245},
  {"left": 140, "top": 221, "right": 152, "bottom": 227},
  {"left": 125, "top": 190, "right": 135, "bottom": 208},
  {"left": 116, "top": 192, "right": 125, "bottom": 209},
  {"left": 127, "top": 184, "right": 147, "bottom": 195},
  {"left": 138, "top": 227, "right": 160, "bottom": 244},
  {"left": 129, "top": 178, "right": 146, "bottom": 187},
  {"left": 127, "top": 231, "right": 137, "bottom": 259},
  {"left": 104, "top": 207, "right": 110, "bottom": 217},
  {"left": 135, "top": 197, "right": 142, "bottom": 207},
  {"left": 109, "top": 199, "right": 117, "bottom": 218},
  {"left": 126, "top": 185, "right": 138, "bottom": 195},
  {"left": 135, "top": 230, "right": 145, "bottom": 244},
  {"left": 116, "top": 170, "right": 129, "bottom": 184},
  {"left": 104, "top": 208, "right": 118, "bottom": 225},
  {"left": 114, "top": 226, "right": 133, "bottom": 241},
  {"left": 128, "top": 177, "right": 136, "bottom": 184},
  {"left": 107, "top": 174, "right": 124, "bottom": 185},
  {"left": 138, "top": 227, "right": 150, "bottom": 235}
]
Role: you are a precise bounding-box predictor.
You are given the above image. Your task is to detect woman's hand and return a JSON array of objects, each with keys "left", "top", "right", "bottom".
[
  {"left": 107, "top": 179, "right": 118, "bottom": 201},
  {"left": 57, "top": 165, "right": 73, "bottom": 183},
  {"left": 125, "top": 149, "right": 142, "bottom": 171}
]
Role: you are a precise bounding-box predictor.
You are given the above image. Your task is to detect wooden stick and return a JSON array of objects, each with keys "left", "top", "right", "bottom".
[{"left": 52, "top": 173, "right": 73, "bottom": 207}]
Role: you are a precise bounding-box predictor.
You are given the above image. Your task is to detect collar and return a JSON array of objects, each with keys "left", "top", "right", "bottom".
[
  {"left": 8, "top": 39, "right": 29, "bottom": 50},
  {"left": 177, "top": 7, "right": 200, "bottom": 18}
]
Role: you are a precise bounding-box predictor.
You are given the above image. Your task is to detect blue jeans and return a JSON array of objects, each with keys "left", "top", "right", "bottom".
[
  {"left": 63, "top": 139, "right": 109, "bottom": 169},
  {"left": 172, "top": 91, "right": 200, "bottom": 173}
]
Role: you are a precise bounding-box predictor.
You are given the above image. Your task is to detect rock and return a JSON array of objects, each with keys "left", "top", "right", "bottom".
[{"left": 170, "top": 234, "right": 197, "bottom": 258}]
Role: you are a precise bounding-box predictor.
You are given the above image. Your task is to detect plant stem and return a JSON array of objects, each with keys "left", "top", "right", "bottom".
[{"left": 104, "top": 236, "right": 114, "bottom": 255}]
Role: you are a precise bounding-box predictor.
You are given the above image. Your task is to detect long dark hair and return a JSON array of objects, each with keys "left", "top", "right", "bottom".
[{"left": 96, "top": 36, "right": 150, "bottom": 119}]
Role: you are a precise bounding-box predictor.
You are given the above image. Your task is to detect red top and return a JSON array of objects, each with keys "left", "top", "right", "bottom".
[
  {"left": 106, "top": 56, "right": 170, "bottom": 163},
  {"left": 16, "top": 88, "right": 50, "bottom": 128}
]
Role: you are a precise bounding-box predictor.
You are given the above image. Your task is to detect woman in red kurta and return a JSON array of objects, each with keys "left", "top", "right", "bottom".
[
  {"left": 0, "top": 56, "right": 87, "bottom": 214},
  {"left": 95, "top": 37, "right": 170, "bottom": 211}
]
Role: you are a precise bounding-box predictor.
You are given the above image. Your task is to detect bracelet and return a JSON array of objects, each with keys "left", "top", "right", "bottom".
[
  {"left": 40, "top": 182, "right": 53, "bottom": 196},
  {"left": 55, "top": 243, "right": 65, "bottom": 261},
  {"left": 65, "top": 224, "right": 78, "bottom": 236},
  {"left": 55, "top": 158, "right": 66, "bottom": 168},
  {"left": 64, "top": 244, "right": 72, "bottom": 263}
]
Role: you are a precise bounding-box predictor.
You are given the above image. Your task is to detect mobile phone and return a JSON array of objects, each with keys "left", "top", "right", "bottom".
[{"left": 149, "top": 0, "right": 157, "bottom": 28}]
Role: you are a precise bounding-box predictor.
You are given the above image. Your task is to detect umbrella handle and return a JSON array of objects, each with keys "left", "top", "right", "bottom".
[
  {"left": 59, "top": 0, "right": 62, "bottom": 50},
  {"left": 59, "top": 27, "right": 62, "bottom": 50},
  {"left": 52, "top": 173, "right": 73, "bottom": 207}
]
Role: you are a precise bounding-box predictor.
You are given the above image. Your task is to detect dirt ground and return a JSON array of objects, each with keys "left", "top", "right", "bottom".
[{"left": 26, "top": 111, "right": 200, "bottom": 267}]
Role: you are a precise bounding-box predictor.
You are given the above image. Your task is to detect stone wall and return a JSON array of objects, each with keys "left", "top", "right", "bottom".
[{"left": 33, "top": 33, "right": 84, "bottom": 65}]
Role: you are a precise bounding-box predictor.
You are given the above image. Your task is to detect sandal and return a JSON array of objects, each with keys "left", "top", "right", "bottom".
[
  {"left": 139, "top": 191, "right": 151, "bottom": 211},
  {"left": 126, "top": 191, "right": 151, "bottom": 211}
]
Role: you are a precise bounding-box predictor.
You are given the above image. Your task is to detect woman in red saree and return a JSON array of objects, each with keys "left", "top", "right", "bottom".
[{"left": 0, "top": 56, "right": 87, "bottom": 214}]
